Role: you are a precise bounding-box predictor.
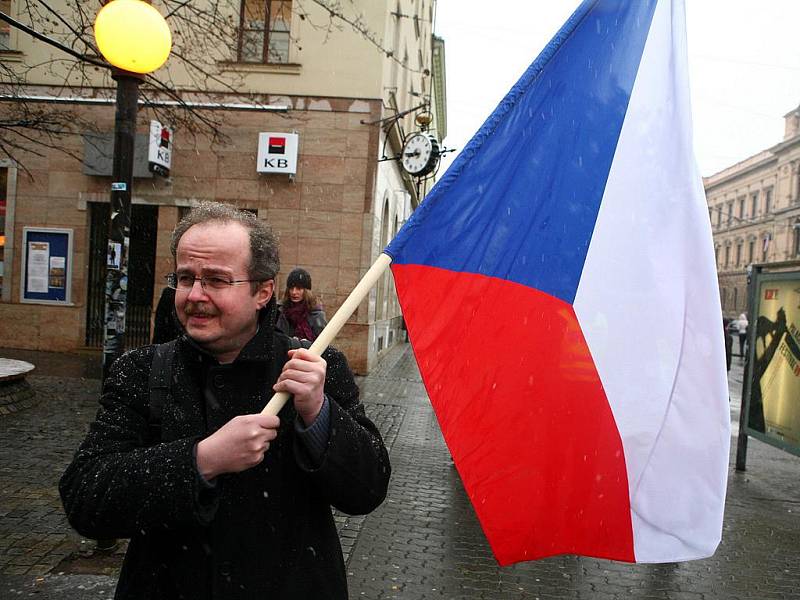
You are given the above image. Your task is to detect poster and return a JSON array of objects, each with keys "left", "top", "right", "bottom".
[
  {"left": 26, "top": 241, "right": 49, "bottom": 293},
  {"left": 49, "top": 256, "right": 66, "bottom": 289},
  {"left": 747, "top": 277, "right": 800, "bottom": 449},
  {"left": 107, "top": 242, "right": 122, "bottom": 269}
]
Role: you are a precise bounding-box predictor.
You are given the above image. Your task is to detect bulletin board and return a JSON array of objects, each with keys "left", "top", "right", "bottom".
[{"left": 20, "top": 227, "right": 73, "bottom": 304}]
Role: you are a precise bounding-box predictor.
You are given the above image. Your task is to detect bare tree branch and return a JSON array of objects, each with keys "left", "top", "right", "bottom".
[{"left": 1, "top": 0, "right": 424, "bottom": 171}]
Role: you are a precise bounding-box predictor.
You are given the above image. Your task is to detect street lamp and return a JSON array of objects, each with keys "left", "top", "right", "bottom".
[{"left": 94, "top": 0, "right": 171, "bottom": 380}]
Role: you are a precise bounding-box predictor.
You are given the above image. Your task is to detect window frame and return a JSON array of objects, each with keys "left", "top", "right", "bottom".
[
  {"left": 0, "top": 0, "right": 12, "bottom": 51},
  {"left": 236, "top": 0, "right": 292, "bottom": 65}
]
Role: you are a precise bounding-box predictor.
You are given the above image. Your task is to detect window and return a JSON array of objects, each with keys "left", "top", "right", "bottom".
[
  {"left": 727, "top": 201, "right": 733, "bottom": 226},
  {"left": 714, "top": 245, "right": 720, "bottom": 267},
  {"left": 762, "top": 234, "right": 770, "bottom": 261},
  {"left": 738, "top": 196, "right": 745, "bottom": 220},
  {"left": 748, "top": 239, "right": 754, "bottom": 264},
  {"left": 764, "top": 188, "right": 772, "bottom": 214},
  {"left": 733, "top": 287, "right": 738, "bottom": 310},
  {"left": 793, "top": 220, "right": 800, "bottom": 257},
  {"left": 0, "top": 1, "right": 11, "bottom": 50},
  {"left": 724, "top": 244, "right": 730, "bottom": 267},
  {"left": 751, "top": 192, "right": 759, "bottom": 217},
  {"left": 238, "top": 0, "right": 292, "bottom": 64},
  {"left": 717, "top": 206, "right": 723, "bottom": 227},
  {"left": 735, "top": 242, "right": 742, "bottom": 266},
  {"left": 721, "top": 288, "right": 727, "bottom": 310}
]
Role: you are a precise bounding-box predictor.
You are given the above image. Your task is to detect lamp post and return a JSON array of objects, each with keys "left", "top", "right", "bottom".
[{"left": 94, "top": 0, "right": 171, "bottom": 380}]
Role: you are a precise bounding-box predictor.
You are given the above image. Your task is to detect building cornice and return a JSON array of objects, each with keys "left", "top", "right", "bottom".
[
  {"left": 704, "top": 151, "right": 777, "bottom": 191},
  {"left": 768, "top": 131, "right": 800, "bottom": 155}
]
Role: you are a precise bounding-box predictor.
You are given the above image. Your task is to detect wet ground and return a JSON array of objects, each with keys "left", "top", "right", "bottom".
[{"left": 0, "top": 344, "right": 797, "bottom": 599}]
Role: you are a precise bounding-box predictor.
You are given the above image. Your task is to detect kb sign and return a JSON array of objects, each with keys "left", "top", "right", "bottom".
[{"left": 257, "top": 132, "right": 299, "bottom": 175}]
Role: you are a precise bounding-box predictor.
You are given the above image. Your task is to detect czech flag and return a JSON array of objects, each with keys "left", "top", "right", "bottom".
[{"left": 386, "top": 0, "right": 730, "bottom": 564}]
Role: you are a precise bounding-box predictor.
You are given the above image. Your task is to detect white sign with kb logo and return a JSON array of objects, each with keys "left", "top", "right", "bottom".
[{"left": 257, "top": 132, "right": 299, "bottom": 175}]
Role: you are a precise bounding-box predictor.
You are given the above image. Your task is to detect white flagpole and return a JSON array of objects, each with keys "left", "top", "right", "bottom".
[{"left": 261, "top": 253, "right": 393, "bottom": 416}]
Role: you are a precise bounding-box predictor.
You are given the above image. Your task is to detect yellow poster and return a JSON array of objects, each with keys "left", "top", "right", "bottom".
[{"left": 750, "top": 279, "right": 800, "bottom": 446}]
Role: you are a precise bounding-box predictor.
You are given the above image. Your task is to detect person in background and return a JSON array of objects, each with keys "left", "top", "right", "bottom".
[
  {"left": 723, "top": 317, "right": 733, "bottom": 372},
  {"left": 276, "top": 268, "right": 328, "bottom": 341},
  {"left": 736, "top": 312, "right": 749, "bottom": 358},
  {"left": 152, "top": 286, "right": 181, "bottom": 343}
]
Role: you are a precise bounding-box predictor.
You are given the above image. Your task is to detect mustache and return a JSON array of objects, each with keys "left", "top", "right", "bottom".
[{"left": 183, "top": 303, "right": 218, "bottom": 317}]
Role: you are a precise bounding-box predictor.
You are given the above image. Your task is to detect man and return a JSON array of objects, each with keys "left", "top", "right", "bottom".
[{"left": 60, "top": 201, "right": 391, "bottom": 599}]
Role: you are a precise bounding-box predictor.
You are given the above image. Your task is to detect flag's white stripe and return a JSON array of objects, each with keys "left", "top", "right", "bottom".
[{"left": 574, "top": 0, "right": 730, "bottom": 563}]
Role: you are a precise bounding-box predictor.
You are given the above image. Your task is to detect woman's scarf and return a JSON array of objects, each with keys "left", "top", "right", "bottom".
[{"left": 284, "top": 301, "right": 315, "bottom": 340}]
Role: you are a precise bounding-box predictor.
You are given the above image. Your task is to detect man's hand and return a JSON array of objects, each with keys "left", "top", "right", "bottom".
[
  {"left": 273, "top": 348, "right": 326, "bottom": 427},
  {"left": 196, "top": 414, "right": 280, "bottom": 480}
]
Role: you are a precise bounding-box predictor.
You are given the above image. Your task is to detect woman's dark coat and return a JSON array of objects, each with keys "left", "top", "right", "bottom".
[{"left": 60, "top": 301, "right": 390, "bottom": 600}]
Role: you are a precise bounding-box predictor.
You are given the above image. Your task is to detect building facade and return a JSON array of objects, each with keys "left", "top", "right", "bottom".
[
  {"left": 0, "top": 0, "right": 447, "bottom": 373},
  {"left": 705, "top": 104, "right": 800, "bottom": 318}
]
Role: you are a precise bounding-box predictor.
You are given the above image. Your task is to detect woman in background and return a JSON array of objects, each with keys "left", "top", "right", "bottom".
[{"left": 276, "top": 268, "right": 327, "bottom": 341}]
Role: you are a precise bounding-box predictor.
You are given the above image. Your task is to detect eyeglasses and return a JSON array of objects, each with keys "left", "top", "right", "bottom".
[{"left": 165, "top": 272, "right": 261, "bottom": 292}]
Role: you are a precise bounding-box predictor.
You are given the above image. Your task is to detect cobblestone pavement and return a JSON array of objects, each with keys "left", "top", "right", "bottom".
[{"left": 0, "top": 345, "right": 798, "bottom": 599}]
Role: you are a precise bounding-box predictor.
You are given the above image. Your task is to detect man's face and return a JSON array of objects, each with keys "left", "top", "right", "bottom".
[
  {"left": 174, "top": 221, "right": 274, "bottom": 363},
  {"left": 288, "top": 286, "right": 305, "bottom": 303}
]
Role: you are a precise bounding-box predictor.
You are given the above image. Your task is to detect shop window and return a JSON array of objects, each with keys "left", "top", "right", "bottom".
[{"left": 238, "top": 0, "right": 292, "bottom": 64}]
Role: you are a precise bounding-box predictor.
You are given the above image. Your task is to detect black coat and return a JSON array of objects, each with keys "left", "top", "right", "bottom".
[{"left": 60, "top": 301, "right": 390, "bottom": 600}]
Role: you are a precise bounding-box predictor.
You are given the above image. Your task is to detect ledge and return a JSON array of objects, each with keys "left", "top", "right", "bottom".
[
  {"left": 218, "top": 61, "right": 302, "bottom": 75},
  {"left": 0, "top": 50, "right": 24, "bottom": 62}
]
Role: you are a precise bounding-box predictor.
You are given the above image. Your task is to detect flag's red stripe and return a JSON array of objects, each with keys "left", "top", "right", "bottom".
[{"left": 392, "top": 264, "right": 635, "bottom": 564}]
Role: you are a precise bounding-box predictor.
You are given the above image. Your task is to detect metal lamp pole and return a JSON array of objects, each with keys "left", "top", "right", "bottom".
[{"left": 102, "top": 70, "right": 143, "bottom": 380}]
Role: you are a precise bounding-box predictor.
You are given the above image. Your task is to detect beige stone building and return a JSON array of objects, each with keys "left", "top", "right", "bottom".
[
  {"left": 705, "top": 104, "right": 800, "bottom": 318},
  {"left": 0, "top": 0, "right": 447, "bottom": 373}
]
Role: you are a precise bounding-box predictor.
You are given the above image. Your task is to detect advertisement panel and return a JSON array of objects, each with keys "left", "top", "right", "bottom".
[
  {"left": 744, "top": 272, "right": 800, "bottom": 454},
  {"left": 20, "top": 227, "right": 73, "bottom": 304}
]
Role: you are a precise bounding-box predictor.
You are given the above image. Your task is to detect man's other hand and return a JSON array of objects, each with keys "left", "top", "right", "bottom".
[{"left": 196, "top": 414, "right": 280, "bottom": 480}]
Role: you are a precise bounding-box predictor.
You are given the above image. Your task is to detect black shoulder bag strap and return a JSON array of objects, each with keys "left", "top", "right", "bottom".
[{"left": 148, "top": 339, "right": 178, "bottom": 440}]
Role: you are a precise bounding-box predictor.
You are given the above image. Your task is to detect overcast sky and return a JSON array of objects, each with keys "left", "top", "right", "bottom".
[{"left": 433, "top": 0, "right": 800, "bottom": 178}]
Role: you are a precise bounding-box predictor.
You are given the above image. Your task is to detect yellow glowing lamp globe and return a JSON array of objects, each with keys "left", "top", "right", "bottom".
[{"left": 94, "top": 0, "right": 172, "bottom": 74}]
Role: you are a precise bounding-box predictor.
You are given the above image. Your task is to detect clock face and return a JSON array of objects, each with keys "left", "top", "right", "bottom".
[{"left": 401, "top": 133, "right": 439, "bottom": 176}]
